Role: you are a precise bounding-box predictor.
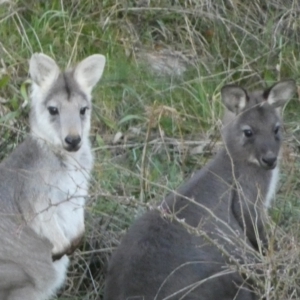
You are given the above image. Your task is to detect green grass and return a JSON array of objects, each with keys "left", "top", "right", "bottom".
[{"left": 1, "top": 0, "right": 300, "bottom": 299}]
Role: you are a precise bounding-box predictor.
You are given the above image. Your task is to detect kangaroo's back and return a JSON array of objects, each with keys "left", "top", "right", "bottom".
[
  {"left": 0, "top": 53, "right": 106, "bottom": 300},
  {"left": 104, "top": 80, "right": 296, "bottom": 300}
]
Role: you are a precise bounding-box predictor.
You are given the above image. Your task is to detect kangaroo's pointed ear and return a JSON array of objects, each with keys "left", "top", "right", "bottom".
[
  {"left": 74, "top": 54, "right": 106, "bottom": 95},
  {"left": 221, "top": 85, "right": 248, "bottom": 114},
  {"left": 263, "top": 79, "right": 296, "bottom": 108},
  {"left": 29, "top": 53, "right": 60, "bottom": 88}
]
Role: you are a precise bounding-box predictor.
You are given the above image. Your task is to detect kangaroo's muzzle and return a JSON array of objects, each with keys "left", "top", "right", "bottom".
[
  {"left": 260, "top": 152, "right": 277, "bottom": 170},
  {"left": 64, "top": 135, "right": 81, "bottom": 151}
]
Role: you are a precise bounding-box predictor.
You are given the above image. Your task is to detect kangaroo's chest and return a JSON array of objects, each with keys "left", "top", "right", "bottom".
[
  {"left": 49, "top": 157, "right": 91, "bottom": 239},
  {"left": 51, "top": 165, "right": 89, "bottom": 203},
  {"left": 31, "top": 150, "right": 93, "bottom": 244},
  {"left": 235, "top": 166, "right": 278, "bottom": 209}
]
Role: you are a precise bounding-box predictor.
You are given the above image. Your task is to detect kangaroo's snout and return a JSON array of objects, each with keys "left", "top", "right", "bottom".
[
  {"left": 64, "top": 135, "right": 81, "bottom": 151},
  {"left": 261, "top": 153, "right": 277, "bottom": 169}
]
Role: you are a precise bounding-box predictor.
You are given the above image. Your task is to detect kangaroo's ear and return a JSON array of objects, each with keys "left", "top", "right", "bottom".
[
  {"left": 74, "top": 54, "right": 106, "bottom": 95},
  {"left": 221, "top": 85, "right": 248, "bottom": 114},
  {"left": 263, "top": 79, "right": 296, "bottom": 108},
  {"left": 29, "top": 53, "right": 60, "bottom": 88}
]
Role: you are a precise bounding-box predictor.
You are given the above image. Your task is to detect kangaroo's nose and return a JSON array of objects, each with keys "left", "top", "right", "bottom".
[
  {"left": 261, "top": 154, "right": 277, "bottom": 169},
  {"left": 65, "top": 135, "right": 81, "bottom": 150}
]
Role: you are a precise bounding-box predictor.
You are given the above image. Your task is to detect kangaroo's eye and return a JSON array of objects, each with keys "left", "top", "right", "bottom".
[
  {"left": 48, "top": 107, "right": 59, "bottom": 116},
  {"left": 80, "top": 107, "right": 88, "bottom": 116},
  {"left": 243, "top": 129, "right": 253, "bottom": 137}
]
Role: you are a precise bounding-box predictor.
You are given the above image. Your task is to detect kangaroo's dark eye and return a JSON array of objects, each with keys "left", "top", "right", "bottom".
[
  {"left": 48, "top": 107, "right": 59, "bottom": 116},
  {"left": 243, "top": 129, "right": 253, "bottom": 137},
  {"left": 274, "top": 125, "right": 280, "bottom": 134},
  {"left": 80, "top": 107, "right": 88, "bottom": 116}
]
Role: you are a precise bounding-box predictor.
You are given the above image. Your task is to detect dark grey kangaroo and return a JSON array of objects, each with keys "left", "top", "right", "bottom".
[{"left": 104, "top": 80, "right": 296, "bottom": 300}]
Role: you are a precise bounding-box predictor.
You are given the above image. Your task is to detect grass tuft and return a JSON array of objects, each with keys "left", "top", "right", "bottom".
[{"left": 1, "top": 0, "right": 300, "bottom": 298}]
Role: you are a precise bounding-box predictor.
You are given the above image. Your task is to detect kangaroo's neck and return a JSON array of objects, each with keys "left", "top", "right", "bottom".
[
  {"left": 28, "top": 135, "right": 94, "bottom": 172},
  {"left": 30, "top": 135, "right": 93, "bottom": 171},
  {"left": 214, "top": 149, "right": 275, "bottom": 203},
  {"left": 163, "top": 147, "right": 277, "bottom": 221}
]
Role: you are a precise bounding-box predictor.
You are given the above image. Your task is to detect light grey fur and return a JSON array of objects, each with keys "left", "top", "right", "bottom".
[
  {"left": 104, "top": 80, "right": 296, "bottom": 300},
  {"left": 0, "top": 53, "right": 105, "bottom": 300}
]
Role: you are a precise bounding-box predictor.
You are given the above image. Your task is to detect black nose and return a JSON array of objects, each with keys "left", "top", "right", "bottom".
[
  {"left": 65, "top": 135, "right": 81, "bottom": 149},
  {"left": 261, "top": 155, "right": 277, "bottom": 169}
]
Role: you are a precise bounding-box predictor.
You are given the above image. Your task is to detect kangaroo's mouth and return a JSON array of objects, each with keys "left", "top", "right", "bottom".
[
  {"left": 260, "top": 158, "right": 277, "bottom": 170},
  {"left": 248, "top": 155, "right": 277, "bottom": 170},
  {"left": 64, "top": 144, "right": 81, "bottom": 152}
]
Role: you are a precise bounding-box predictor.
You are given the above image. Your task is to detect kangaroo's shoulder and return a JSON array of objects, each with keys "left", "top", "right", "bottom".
[
  {"left": 120, "top": 209, "right": 190, "bottom": 249},
  {"left": 0, "top": 136, "right": 45, "bottom": 169}
]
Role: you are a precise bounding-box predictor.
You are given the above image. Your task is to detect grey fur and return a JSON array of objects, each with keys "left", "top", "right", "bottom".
[
  {"left": 0, "top": 53, "right": 105, "bottom": 300},
  {"left": 104, "top": 80, "right": 296, "bottom": 300},
  {"left": 43, "top": 74, "right": 87, "bottom": 104}
]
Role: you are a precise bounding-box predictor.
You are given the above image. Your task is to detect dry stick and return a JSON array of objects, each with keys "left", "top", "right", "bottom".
[
  {"left": 155, "top": 264, "right": 234, "bottom": 300},
  {"left": 74, "top": 253, "right": 97, "bottom": 295},
  {"left": 161, "top": 210, "right": 265, "bottom": 292},
  {"left": 160, "top": 191, "right": 300, "bottom": 299}
]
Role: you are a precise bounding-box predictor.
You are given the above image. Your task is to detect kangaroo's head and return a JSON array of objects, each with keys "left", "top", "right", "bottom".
[
  {"left": 221, "top": 80, "right": 296, "bottom": 169},
  {"left": 29, "top": 53, "right": 106, "bottom": 152}
]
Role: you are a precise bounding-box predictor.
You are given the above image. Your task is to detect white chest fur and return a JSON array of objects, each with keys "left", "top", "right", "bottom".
[
  {"left": 264, "top": 165, "right": 279, "bottom": 209},
  {"left": 29, "top": 144, "right": 93, "bottom": 256}
]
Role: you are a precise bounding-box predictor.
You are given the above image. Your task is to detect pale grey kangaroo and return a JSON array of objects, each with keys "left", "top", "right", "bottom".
[
  {"left": 0, "top": 53, "right": 105, "bottom": 300},
  {"left": 104, "top": 80, "right": 296, "bottom": 300}
]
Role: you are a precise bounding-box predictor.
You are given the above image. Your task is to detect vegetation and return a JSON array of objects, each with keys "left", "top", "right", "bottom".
[{"left": 1, "top": 0, "right": 300, "bottom": 299}]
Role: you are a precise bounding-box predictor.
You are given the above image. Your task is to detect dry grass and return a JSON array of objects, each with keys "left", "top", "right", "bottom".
[{"left": 0, "top": 0, "right": 300, "bottom": 299}]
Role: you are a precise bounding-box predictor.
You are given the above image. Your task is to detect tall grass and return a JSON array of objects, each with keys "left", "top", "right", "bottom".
[{"left": 0, "top": 0, "right": 300, "bottom": 298}]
